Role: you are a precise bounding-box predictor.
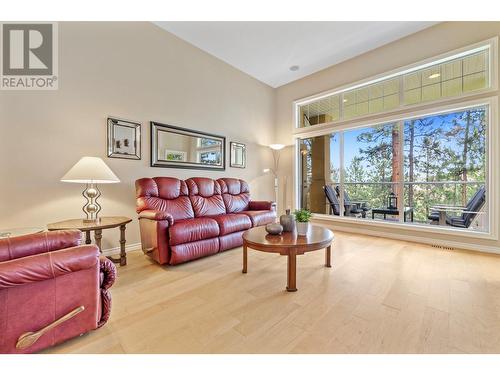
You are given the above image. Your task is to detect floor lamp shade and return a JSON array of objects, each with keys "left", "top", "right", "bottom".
[{"left": 61, "top": 157, "right": 120, "bottom": 223}]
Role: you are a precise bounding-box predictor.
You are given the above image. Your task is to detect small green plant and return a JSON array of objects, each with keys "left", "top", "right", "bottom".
[{"left": 293, "top": 209, "right": 312, "bottom": 223}]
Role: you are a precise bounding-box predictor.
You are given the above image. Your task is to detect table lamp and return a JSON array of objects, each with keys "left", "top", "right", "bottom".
[{"left": 61, "top": 156, "right": 120, "bottom": 223}]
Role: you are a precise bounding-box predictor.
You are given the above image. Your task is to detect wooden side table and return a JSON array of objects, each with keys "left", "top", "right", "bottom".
[{"left": 47, "top": 216, "right": 132, "bottom": 266}]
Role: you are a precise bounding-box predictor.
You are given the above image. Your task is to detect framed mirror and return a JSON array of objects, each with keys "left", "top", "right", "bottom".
[
  {"left": 151, "top": 122, "right": 226, "bottom": 170},
  {"left": 230, "top": 142, "right": 246, "bottom": 168},
  {"left": 107, "top": 117, "right": 141, "bottom": 160}
]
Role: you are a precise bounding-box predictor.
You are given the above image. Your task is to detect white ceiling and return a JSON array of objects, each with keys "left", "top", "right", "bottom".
[{"left": 154, "top": 21, "right": 439, "bottom": 88}]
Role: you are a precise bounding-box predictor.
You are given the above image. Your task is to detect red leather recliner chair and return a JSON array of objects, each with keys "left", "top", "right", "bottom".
[
  {"left": 136, "top": 177, "right": 276, "bottom": 265},
  {"left": 0, "top": 230, "right": 116, "bottom": 354}
]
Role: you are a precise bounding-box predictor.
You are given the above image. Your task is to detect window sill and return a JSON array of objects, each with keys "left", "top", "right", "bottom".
[{"left": 311, "top": 213, "right": 497, "bottom": 242}]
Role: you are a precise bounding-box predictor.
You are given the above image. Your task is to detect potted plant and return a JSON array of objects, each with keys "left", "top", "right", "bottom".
[{"left": 293, "top": 209, "right": 312, "bottom": 236}]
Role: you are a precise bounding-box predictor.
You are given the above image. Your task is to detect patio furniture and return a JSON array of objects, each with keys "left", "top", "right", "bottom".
[
  {"left": 323, "top": 185, "right": 363, "bottom": 217},
  {"left": 334, "top": 186, "right": 371, "bottom": 218},
  {"left": 428, "top": 186, "right": 485, "bottom": 228},
  {"left": 372, "top": 207, "right": 414, "bottom": 222}
]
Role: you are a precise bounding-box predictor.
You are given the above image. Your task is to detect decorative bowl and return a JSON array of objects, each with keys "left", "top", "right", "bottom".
[{"left": 265, "top": 223, "right": 283, "bottom": 235}]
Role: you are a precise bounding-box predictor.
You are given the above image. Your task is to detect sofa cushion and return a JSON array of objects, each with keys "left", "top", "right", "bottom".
[
  {"left": 209, "top": 214, "right": 252, "bottom": 236},
  {"left": 186, "top": 177, "right": 226, "bottom": 217},
  {"left": 218, "top": 178, "right": 250, "bottom": 213},
  {"left": 136, "top": 177, "right": 194, "bottom": 220},
  {"left": 241, "top": 210, "right": 276, "bottom": 227},
  {"left": 219, "top": 231, "right": 245, "bottom": 252},
  {"left": 169, "top": 238, "right": 220, "bottom": 265},
  {"left": 168, "top": 217, "right": 219, "bottom": 246}
]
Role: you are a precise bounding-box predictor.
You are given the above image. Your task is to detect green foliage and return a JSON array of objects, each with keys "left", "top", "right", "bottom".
[
  {"left": 301, "top": 107, "right": 487, "bottom": 228},
  {"left": 293, "top": 209, "right": 312, "bottom": 223}
]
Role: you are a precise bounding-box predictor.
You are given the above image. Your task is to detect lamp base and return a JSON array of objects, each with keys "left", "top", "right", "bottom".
[
  {"left": 83, "top": 218, "right": 101, "bottom": 224},
  {"left": 82, "top": 183, "right": 102, "bottom": 224}
]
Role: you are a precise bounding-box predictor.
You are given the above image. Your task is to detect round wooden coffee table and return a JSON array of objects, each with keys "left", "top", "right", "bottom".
[{"left": 242, "top": 225, "right": 334, "bottom": 292}]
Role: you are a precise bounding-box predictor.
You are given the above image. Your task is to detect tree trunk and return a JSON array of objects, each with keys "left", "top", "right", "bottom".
[
  {"left": 408, "top": 121, "right": 415, "bottom": 208},
  {"left": 461, "top": 111, "right": 470, "bottom": 206},
  {"left": 425, "top": 145, "right": 430, "bottom": 217},
  {"left": 392, "top": 126, "right": 402, "bottom": 212}
]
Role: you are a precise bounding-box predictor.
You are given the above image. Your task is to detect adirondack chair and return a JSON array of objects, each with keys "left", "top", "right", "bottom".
[
  {"left": 428, "top": 186, "right": 486, "bottom": 228},
  {"left": 324, "top": 185, "right": 363, "bottom": 217}
]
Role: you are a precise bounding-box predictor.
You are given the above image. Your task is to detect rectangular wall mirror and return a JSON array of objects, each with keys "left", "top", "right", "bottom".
[
  {"left": 107, "top": 117, "right": 141, "bottom": 160},
  {"left": 230, "top": 142, "right": 246, "bottom": 168},
  {"left": 151, "top": 122, "right": 226, "bottom": 170}
]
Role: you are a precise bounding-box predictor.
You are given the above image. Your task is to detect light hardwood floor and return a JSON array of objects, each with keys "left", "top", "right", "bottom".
[{"left": 45, "top": 230, "right": 500, "bottom": 354}]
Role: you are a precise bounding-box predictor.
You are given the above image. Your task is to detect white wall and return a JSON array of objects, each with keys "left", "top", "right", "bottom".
[{"left": 0, "top": 22, "right": 276, "bottom": 250}]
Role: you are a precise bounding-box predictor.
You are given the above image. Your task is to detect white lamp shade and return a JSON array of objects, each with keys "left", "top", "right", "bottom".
[
  {"left": 269, "top": 144, "right": 285, "bottom": 150},
  {"left": 61, "top": 157, "right": 120, "bottom": 184}
]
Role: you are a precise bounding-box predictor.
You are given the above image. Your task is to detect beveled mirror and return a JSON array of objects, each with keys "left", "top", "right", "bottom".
[
  {"left": 107, "top": 117, "right": 141, "bottom": 160},
  {"left": 230, "top": 142, "right": 246, "bottom": 168},
  {"left": 151, "top": 122, "right": 226, "bottom": 170}
]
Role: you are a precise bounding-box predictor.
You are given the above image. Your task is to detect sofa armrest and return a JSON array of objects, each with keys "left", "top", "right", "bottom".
[
  {"left": 248, "top": 200, "right": 276, "bottom": 211},
  {"left": 0, "top": 245, "right": 99, "bottom": 289},
  {"left": 138, "top": 210, "right": 174, "bottom": 226}
]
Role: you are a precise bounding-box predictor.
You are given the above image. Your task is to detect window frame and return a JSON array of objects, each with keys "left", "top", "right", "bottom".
[
  {"left": 293, "top": 96, "right": 498, "bottom": 241},
  {"left": 294, "top": 37, "right": 498, "bottom": 136}
]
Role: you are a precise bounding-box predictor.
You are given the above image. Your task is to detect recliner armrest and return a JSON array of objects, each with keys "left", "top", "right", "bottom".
[
  {"left": 0, "top": 230, "right": 83, "bottom": 261},
  {"left": 138, "top": 210, "right": 174, "bottom": 226},
  {"left": 0, "top": 245, "right": 99, "bottom": 289},
  {"left": 248, "top": 201, "right": 276, "bottom": 211},
  {"left": 97, "top": 256, "right": 116, "bottom": 327}
]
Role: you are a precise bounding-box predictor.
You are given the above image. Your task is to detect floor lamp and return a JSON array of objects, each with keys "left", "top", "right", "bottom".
[{"left": 266, "top": 144, "right": 285, "bottom": 214}]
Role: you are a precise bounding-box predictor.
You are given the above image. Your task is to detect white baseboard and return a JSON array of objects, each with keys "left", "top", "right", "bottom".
[
  {"left": 312, "top": 219, "right": 500, "bottom": 255},
  {"left": 101, "top": 242, "right": 142, "bottom": 257},
  {"left": 100, "top": 227, "right": 500, "bottom": 259}
]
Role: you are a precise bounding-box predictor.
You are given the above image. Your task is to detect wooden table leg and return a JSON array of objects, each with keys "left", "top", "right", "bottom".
[
  {"left": 106, "top": 225, "right": 127, "bottom": 266},
  {"left": 84, "top": 231, "right": 91, "bottom": 245},
  {"left": 242, "top": 244, "right": 247, "bottom": 274},
  {"left": 325, "top": 245, "right": 332, "bottom": 267},
  {"left": 286, "top": 249, "right": 297, "bottom": 292},
  {"left": 119, "top": 224, "right": 127, "bottom": 266},
  {"left": 94, "top": 229, "right": 102, "bottom": 252}
]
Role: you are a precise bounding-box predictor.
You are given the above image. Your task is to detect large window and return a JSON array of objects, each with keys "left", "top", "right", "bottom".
[
  {"left": 298, "top": 43, "right": 492, "bottom": 128},
  {"left": 299, "top": 104, "right": 489, "bottom": 233},
  {"left": 403, "top": 107, "right": 488, "bottom": 231},
  {"left": 295, "top": 40, "right": 496, "bottom": 236}
]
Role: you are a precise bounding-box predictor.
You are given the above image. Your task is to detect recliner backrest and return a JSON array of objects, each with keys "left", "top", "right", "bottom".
[
  {"left": 135, "top": 177, "right": 194, "bottom": 220},
  {"left": 186, "top": 177, "right": 226, "bottom": 217},
  {"left": 218, "top": 178, "right": 250, "bottom": 213}
]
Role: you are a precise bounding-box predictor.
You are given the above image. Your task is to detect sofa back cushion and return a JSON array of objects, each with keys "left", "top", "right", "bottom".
[
  {"left": 135, "top": 177, "right": 194, "bottom": 220},
  {"left": 218, "top": 178, "right": 250, "bottom": 213},
  {"left": 186, "top": 177, "right": 226, "bottom": 217}
]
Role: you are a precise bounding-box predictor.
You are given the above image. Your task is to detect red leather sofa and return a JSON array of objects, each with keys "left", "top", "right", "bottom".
[
  {"left": 136, "top": 177, "right": 276, "bottom": 265},
  {"left": 0, "top": 230, "right": 116, "bottom": 353}
]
